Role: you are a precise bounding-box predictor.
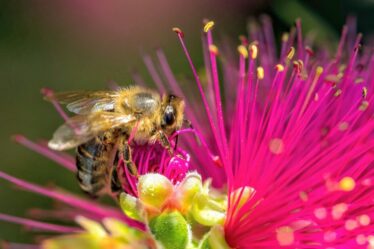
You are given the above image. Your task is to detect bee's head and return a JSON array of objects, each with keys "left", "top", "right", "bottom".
[{"left": 161, "top": 94, "right": 185, "bottom": 135}]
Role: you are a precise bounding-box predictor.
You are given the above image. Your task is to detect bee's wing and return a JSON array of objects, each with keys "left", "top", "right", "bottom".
[
  {"left": 48, "top": 112, "right": 135, "bottom": 151},
  {"left": 46, "top": 91, "right": 118, "bottom": 114}
]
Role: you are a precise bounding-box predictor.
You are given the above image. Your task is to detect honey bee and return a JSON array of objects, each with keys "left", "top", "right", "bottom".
[{"left": 47, "top": 86, "right": 185, "bottom": 197}]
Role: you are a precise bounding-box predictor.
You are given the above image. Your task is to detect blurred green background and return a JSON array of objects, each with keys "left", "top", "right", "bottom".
[{"left": 0, "top": 0, "right": 373, "bottom": 244}]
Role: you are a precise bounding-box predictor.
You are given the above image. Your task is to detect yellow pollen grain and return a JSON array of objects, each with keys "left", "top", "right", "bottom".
[
  {"left": 359, "top": 100, "right": 369, "bottom": 111},
  {"left": 276, "top": 226, "right": 294, "bottom": 246},
  {"left": 339, "top": 177, "right": 355, "bottom": 191},
  {"left": 209, "top": 45, "right": 219, "bottom": 55},
  {"left": 287, "top": 47, "right": 295, "bottom": 60},
  {"left": 237, "top": 45, "right": 248, "bottom": 58},
  {"left": 249, "top": 44, "right": 258, "bottom": 59},
  {"left": 257, "top": 67, "right": 264, "bottom": 80},
  {"left": 203, "top": 21, "right": 215, "bottom": 33},
  {"left": 275, "top": 64, "right": 284, "bottom": 72},
  {"left": 269, "top": 138, "right": 284, "bottom": 154},
  {"left": 362, "top": 87, "right": 368, "bottom": 99}
]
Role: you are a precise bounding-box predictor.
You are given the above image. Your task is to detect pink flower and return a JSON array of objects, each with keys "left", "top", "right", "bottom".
[{"left": 0, "top": 17, "right": 373, "bottom": 248}]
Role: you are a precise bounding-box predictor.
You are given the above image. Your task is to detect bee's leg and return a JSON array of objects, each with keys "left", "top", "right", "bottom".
[
  {"left": 116, "top": 136, "right": 139, "bottom": 178},
  {"left": 157, "top": 130, "right": 173, "bottom": 156},
  {"left": 122, "top": 141, "right": 139, "bottom": 177},
  {"left": 110, "top": 167, "right": 122, "bottom": 194}
]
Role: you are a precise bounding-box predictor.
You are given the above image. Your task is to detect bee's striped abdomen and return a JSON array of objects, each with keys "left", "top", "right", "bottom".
[{"left": 76, "top": 136, "right": 112, "bottom": 197}]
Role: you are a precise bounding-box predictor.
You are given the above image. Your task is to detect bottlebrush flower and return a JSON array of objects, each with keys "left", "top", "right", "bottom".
[{"left": 1, "top": 17, "right": 374, "bottom": 249}]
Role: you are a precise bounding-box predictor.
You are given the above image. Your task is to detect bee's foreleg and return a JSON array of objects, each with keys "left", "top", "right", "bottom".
[{"left": 156, "top": 130, "right": 173, "bottom": 156}]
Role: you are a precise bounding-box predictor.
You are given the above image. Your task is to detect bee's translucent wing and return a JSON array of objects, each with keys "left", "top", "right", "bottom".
[
  {"left": 48, "top": 112, "right": 135, "bottom": 151},
  {"left": 46, "top": 91, "right": 118, "bottom": 114}
]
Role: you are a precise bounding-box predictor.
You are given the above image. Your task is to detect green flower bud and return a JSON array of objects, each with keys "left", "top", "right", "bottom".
[
  {"left": 191, "top": 193, "right": 226, "bottom": 226},
  {"left": 149, "top": 211, "right": 190, "bottom": 249},
  {"left": 138, "top": 173, "right": 173, "bottom": 209},
  {"left": 119, "top": 192, "right": 143, "bottom": 221}
]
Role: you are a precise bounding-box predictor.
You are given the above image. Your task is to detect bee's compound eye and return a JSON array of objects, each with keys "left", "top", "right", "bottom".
[{"left": 164, "top": 106, "right": 175, "bottom": 125}]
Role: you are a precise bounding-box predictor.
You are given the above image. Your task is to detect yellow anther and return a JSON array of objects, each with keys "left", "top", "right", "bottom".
[
  {"left": 269, "top": 138, "right": 284, "bottom": 154},
  {"left": 362, "top": 87, "right": 368, "bottom": 99},
  {"left": 334, "top": 89, "right": 342, "bottom": 97},
  {"left": 358, "top": 214, "right": 371, "bottom": 226},
  {"left": 316, "top": 66, "right": 324, "bottom": 75},
  {"left": 209, "top": 44, "right": 219, "bottom": 55},
  {"left": 203, "top": 21, "right": 215, "bottom": 33},
  {"left": 282, "top": 33, "right": 289, "bottom": 42},
  {"left": 237, "top": 45, "right": 248, "bottom": 58},
  {"left": 359, "top": 100, "right": 369, "bottom": 111},
  {"left": 172, "top": 27, "right": 184, "bottom": 37},
  {"left": 355, "top": 78, "right": 364, "bottom": 84},
  {"left": 339, "top": 177, "right": 356, "bottom": 192},
  {"left": 249, "top": 44, "right": 258, "bottom": 59},
  {"left": 275, "top": 64, "right": 284, "bottom": 72},
  {"left": 299, "top": 191, "right": 308, "bottom": 202},
  {"left": 276, "top": 226, "right": 294, "bottom": 246},
  {"left": 287, "top": 47, "right": 295, "bottom": 60},
  {"left": 257, "top": 67, "right": 264, "bottom": 80},
  {"left": 338, "top": 122, "right": 349, "bottom": 131}
]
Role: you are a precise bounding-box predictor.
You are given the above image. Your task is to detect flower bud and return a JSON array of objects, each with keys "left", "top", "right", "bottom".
[
  {"left": 138, "top": 173, "right": 173, "bottom": 209},
  {"left": 149, "top": 211, "right": 190, "bottom": 249},
  {"left": 191, "top": 193, "right": 226, "bottom": 226},
  {"left": 119, "top": 193, "right": 143, "bottom": 222},
  {"left": 176, "top": 172, "right": 202, "bottom": 212}
]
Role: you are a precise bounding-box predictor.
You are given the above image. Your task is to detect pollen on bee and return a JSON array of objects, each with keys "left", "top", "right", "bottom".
[
  {"left": 276, "top": 226, "right": 294, "bottom": 246},
  {"left": 203, "top": 21, "right": 215, "bottom": 33},
  {"left": 339, "top": 176, "right": 355, "bottom": 191},
  {"left": 269, "top": 138, "right": 284, "bottom": 154}
]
